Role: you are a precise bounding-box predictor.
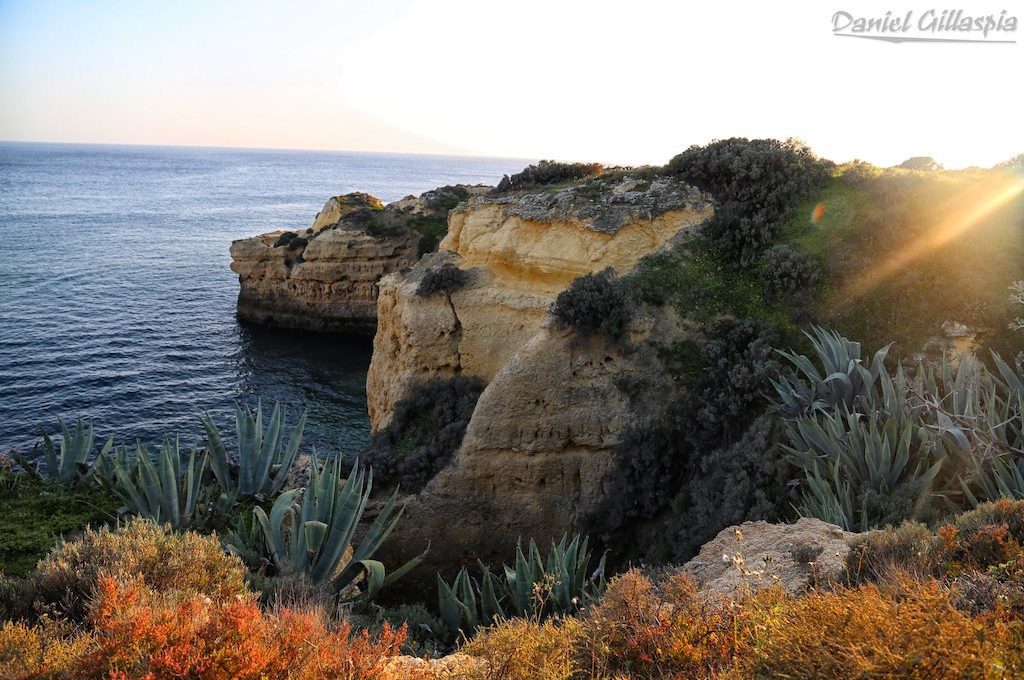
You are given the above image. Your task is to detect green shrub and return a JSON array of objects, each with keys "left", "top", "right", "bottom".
[
  {"left": 493, "top": 160, "right": 603, "bottom": 193},
  {"left": 898, "top": 156, "right": 943, "bottom": 171},
  {"left": 996, "top": 153, "right": 1024, "bottom": 171},
  {"left": 845, "top": 521, "right": 940, "bottom": 584},
  {"left": 31, "top": 518, "right": 248, "bottom": 622},
  {"left": 550, "top": 268, "right": 634, "bottom": 343},
  {"left": 846, "top": 499, "right": 1024, "bottom": 611},
  {"left": 359, "top": 376, "right": 486, "bottom": 493},
  {"left": 374, "top": 604, "right": 445, "bottom": 656},
  {"left": 666, "top": 138, "right": 832, "bottom": 266},
  {"left": 598, "top": 320, "right": 790, "bottom": 561},
  {"left": 416, "top": 265, "right": 470, "bottom": 297},
  {"left": 272, "top": 231, "right": 298, "bottom": 247},
  {"left": 758, "top": 244, "right": 821, "bottom": 301},
  {"left": 0, "top": 472, "right": 118, "bottom": 579}
]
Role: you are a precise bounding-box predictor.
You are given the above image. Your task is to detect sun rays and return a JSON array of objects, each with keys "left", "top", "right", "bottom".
[{"left": 837, "top": 173, "right": 1024, "bottom": 305}]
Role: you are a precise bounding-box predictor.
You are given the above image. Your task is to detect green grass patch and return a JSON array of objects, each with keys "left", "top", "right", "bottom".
[
  {"left": 0, "top": 473, "right": 120, "bottom": 577},
  {"left": 630, "top": 245, "right": 801, "bottom": 339},
  {"left": 778, "top": 168, "right": 1024, "bottom": 357}
]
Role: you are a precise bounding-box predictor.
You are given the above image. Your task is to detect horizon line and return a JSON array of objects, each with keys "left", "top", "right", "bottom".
[{"left": 0, "top": 138, "right": 538, "bottom": 164}]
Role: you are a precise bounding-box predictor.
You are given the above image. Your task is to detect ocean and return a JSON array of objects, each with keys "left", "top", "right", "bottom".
[{"left": 0, "top": 142, "right": 526, "bottom": 458}]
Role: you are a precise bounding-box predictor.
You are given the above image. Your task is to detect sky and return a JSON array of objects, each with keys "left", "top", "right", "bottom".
[{"left": 0, "top": 0, "right": 1022, "bottom": 167}]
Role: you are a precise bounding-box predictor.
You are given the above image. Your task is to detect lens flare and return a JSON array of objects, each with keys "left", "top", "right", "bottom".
[
  {"left": 811, "top": 203, "right": 826, "bottom": 225},
  {"left": 838, "top": 175, "right": 1024, "bottom": 305}
]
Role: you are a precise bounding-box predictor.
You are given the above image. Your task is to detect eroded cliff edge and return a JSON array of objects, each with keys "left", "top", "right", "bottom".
[
  {"left": 229, "top": 185, "right": 488, "bottom": 332},
  {"left": 368, "top": 173, "right": 713, "bottom": 583},
  {"left": 367, "top": 175, "right": 713, "bottom": 428}
]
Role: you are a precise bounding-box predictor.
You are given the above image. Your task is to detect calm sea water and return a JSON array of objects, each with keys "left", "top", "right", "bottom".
[{"left": 0, "top": 142, "right": 526, "bottom": 458}]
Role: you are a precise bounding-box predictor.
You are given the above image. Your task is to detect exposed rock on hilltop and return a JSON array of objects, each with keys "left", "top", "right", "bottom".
[{"left": 229, "top": 185, "right": 488, "bottom": 332}]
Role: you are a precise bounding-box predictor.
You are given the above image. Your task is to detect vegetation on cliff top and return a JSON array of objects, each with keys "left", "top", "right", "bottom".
[{"left": 492, "top": 160, "right": 604, "bottom": 194}]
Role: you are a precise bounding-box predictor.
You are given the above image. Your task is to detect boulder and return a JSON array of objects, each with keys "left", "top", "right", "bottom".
[{"left": 680, "top": 518, "right": 854, "bottom": 595}]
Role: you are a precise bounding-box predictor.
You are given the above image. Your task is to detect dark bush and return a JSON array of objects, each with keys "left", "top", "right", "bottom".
[
  {"left": 758, "top": 244, "right": 821, "bottom": 301},
  {"left": 359, "top": 376, "right": 485, "bottom": 493},
  {"left": 597, "top": 320, "right": 791, "bottom": 561},
  {"left": 551, "top": 268, "right": 635, "bottom": 342},
  {"left": 604, "top": 413, "right": 683, "bottom": 525},
  {"left": 680, "top": 319, "right": 781, "bottom": 451},
  {"left": 493, "top": 160, "right": 603, "bottom": 193},
  {"left": 272, "top": 231, "right": 298, "bottom": 247},
  {"left": 666, "top": 138, "right": 832, "bottom": 266},
  {"left": 417, "top": 265, "right": 470, "bottom": 297},
  {"left": 669, "top": 415, "right": 796, "bottom": 560}
]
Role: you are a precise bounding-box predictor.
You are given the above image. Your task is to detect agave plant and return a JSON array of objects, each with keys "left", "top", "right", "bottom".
[
  {"left": 777, "top": 330, "right": 1024, "bottom": 525},
  {"left": 772, "top": 326, "right": 892, "bottom": 417},
  {"left": 12, "top": 418, "right": 112, "bottom": 485},
  {"left": 783, "top": 406, "right": 946, "bottom": 531},
  {"left": 437, "top": 533, "right": 606, "bottom": 639},
  {"left": 102, "top": 437, "right": 219, "bottom": 529},
  {"left": 243, "top": 452, "right": 422, "bottom": 599},
  {"left": 200, "top": 401, "right": 307, "bottom": 500}
]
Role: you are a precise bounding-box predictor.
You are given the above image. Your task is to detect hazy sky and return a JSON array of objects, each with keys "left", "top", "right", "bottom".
[{"left": 1, "top": 0, "right": 1021, "bottom": 167}]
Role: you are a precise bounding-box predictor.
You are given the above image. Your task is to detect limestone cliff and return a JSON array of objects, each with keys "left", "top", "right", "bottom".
[
  {"left": 369, "top": 173, "right": 713, "bottom": 582},
  {"left": 367, "top": 175, "right": 713, "bottom": 428},
  {"left": 230, "top": 185, "right": 487, "bottom": 332}
]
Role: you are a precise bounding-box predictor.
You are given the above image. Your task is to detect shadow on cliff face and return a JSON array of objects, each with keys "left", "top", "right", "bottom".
[{"left": 232, "top": 322, "right": 374, "bottom": 456}]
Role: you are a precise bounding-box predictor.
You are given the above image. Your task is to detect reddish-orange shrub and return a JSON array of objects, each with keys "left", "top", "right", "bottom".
[
  {"left": 576, "top": 569, "right": 744, "bottom": 678},
  {"left": 76, "top": 577, "right": 406, "bottom": 680}
]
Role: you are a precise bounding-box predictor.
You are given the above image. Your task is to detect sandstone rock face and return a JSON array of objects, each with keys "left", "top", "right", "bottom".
[
  {"left": 367, "top": 176, "right": 712, "bottom": 428},
  {"left": 369, "top": 174, "right": 712, "bottom": 584},
  {"left": 311, "top": 192, "right": 384, "bottom": 232},
  {"left": 230, "top": 186, "right": 485, "bottom": 333},
  {"left": 443, "top": 176, "right": 711, "bottom": 294},
  {"left": 681, "top": 518, "right": 854, "bottom": 595}
]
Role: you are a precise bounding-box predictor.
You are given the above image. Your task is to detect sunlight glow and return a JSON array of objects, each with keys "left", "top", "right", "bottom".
[{"left": 838, "top": 175, "right": 1024, "bottom": 303}]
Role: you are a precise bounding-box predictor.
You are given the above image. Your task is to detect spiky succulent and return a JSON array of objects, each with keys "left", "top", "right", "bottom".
[
  {"left": 437, "top": 534, "right": 606, "bottom": 639},
  {"left": 101, "top": 437, "right": 222, "bottom": 529},
  {"left": 775, "top": 329, "right": 1024, "bottom": 529},
  {"left": 200, "top": 401, "right": 307, "bottom": 500},
  {"left": 12, "top": 418, "right": 112, "bottom": 485},
  {"left": 240, "top": 453, "right": 423, "bottom": 599}
]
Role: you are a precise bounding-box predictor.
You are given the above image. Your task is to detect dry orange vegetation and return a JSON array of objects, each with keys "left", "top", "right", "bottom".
[
  {"left": 5, "top": 506, "right": 1024, "bottom": 678},
  {"left": 463, "top": 571, "right": 1024, "bottom": 679},
  {"left": 2, "top": 578, "right": 406, "bottom": 679}
]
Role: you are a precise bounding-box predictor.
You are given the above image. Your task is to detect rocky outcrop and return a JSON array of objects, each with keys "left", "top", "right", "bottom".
[
  {"left": 370, "top": 173, "right": 713, "bottom": 583},
  {"left": 367, "top": 175, "right": 712, "bottom": 428},
  {"left": 681, "top": 518, "right": 854, "bottom": 595},
  {"left": 230, "top": 186, "right": 488, "bottom": 333}
]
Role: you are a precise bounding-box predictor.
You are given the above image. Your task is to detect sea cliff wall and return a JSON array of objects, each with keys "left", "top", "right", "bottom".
[
  {"left": 229, "top": 186, "right": 487, "bottom": 332},
  {"left": 368, "top": 174, "right": 714, "bottom": 581}
]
